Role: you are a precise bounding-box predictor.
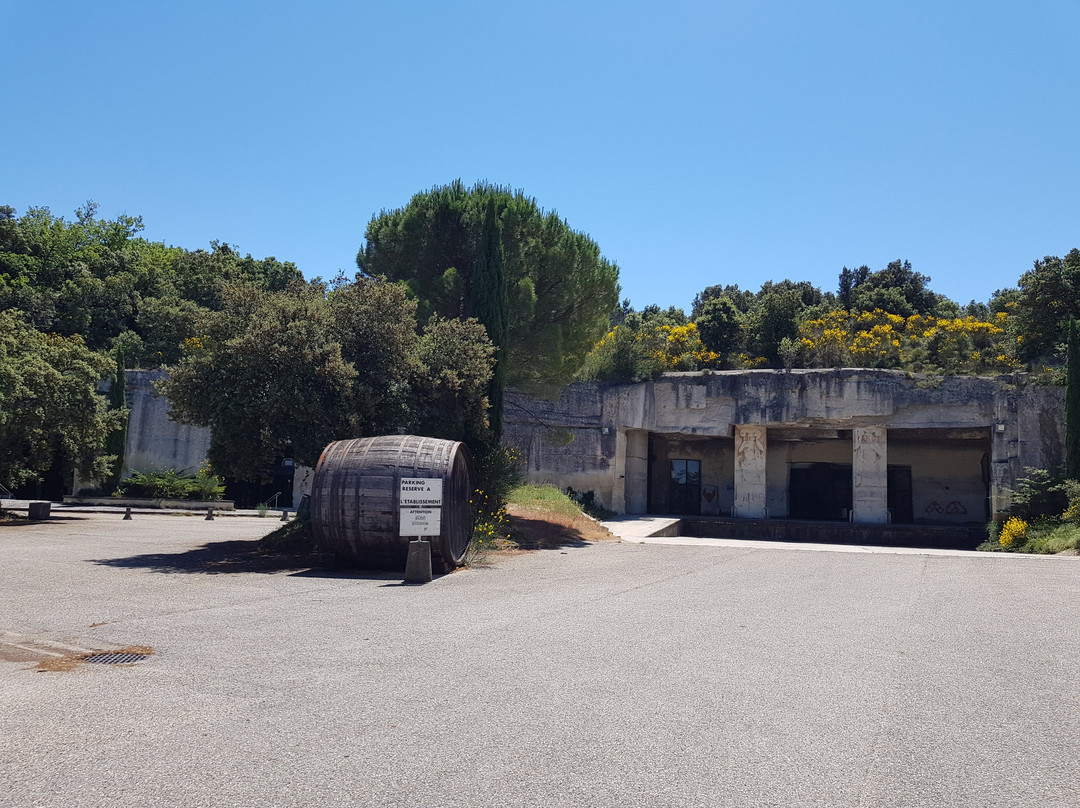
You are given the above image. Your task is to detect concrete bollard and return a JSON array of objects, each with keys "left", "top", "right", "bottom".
[
  {"left": 280, "top": 509, "right": 289, "bottom": 521},
  {"left": 205, "top": 508, "right": 214, "bottom": 521},
  {"left": 403, "top": 539, "right": 433, "bottom": 583},
  {"left": 123, "top": 507, "right": 132, "bottom": 520},
  {"left": 28, "top": 501, "right": 51, "bottom": 520}
]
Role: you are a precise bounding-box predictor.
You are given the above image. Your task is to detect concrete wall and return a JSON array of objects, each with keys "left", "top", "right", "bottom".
[{"left": 123, "top": 370, "right": 211, "bottom": 476}]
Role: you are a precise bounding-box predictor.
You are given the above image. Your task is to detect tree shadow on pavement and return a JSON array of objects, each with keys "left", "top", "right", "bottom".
[
  {"left": 91, "top": 539, "right": 399, "bottom": 579},
  {"left": 1, "top": 514, "right": 91, "bottom": 526},
  {"left": 506, "top": 514, "right": 596, "bottom": 551}
]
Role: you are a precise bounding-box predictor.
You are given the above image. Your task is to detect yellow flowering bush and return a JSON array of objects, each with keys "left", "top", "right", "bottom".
[
  {"left": 998, "top": 517, "right": 1028, "bottom": 549},
  {"left": 651, "top": 323, "right": 721, "bottom": 371},
  {"left": 795, "top": 309, "right": 1020, "bottom": 373}
]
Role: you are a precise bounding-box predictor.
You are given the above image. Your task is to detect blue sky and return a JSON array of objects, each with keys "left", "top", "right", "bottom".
[{"left": 3, "top": 0, "right": 1079, "bottom": 311}]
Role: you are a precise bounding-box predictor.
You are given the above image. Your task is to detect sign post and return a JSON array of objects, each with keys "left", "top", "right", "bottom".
[{"left": 400, "top": 478, "right": 444, "bottom": 582}]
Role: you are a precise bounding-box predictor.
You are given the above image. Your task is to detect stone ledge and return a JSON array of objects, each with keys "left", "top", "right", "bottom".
[{"left": 62, "top": 496, "right": 234, "bottom": 511}]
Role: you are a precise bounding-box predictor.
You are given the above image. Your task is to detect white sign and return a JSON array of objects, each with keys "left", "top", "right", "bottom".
[
  {"left": 399, "top": 477, "right": 443, "bottom": 507},
  {"left": 400, "top": 507, "right": 441, "bottom": 536}
]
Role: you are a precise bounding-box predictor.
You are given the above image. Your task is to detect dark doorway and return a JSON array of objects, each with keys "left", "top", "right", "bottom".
[
  {"left": 669, "top": 459, "right": 701, "bottom": 515},
  {"left": 788, "top": 463, "right": 852, "bottom": 520},
  {"left": 224, "top": 457, "right": 295, "bottom": 509},
  {"left": 887, "top": 466, "right": 913, "bottom": 523}
]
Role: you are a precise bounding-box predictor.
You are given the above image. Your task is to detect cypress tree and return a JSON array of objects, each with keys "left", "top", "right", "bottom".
[
  {"left": 103, "top": 352, "right": 128, "bottom": 493},
  {"left": 469, "top": 197, "right": 509, "bottom": 444},
  {"left": 1067, "top": 319, "right": 1080, "bottom": 479}
]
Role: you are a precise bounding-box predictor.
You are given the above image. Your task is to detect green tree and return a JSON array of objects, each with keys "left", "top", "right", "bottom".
[
  {"left": 0, "top": 203, "right": 299, "bottom": 365},
  {"left": 0, "top": 310, "right": 122, "bottom": 490},
  {"left": 848, "top": 259, "right": 951, "bottom": 317},
  {"left": 745, "top": 282, "right": 823, "bottom": 365},
  {"left": 1067, "top": 319, "right": 1080, "bottom": 480},
  {"left": 357, "top": 181, "right": 620, "bottom": 397},
  {"left": 326, "top": 276, "right": 424, "bottom": 437},
  {"left": 158, "top": 277, "right": 495, "bottom": 481},
  {"left": 409, "top": 316, "right": 496, "bottom": 443},
  {"left": 694, "top": 295, "right": 745, "bottom": 359},
  {"left": 1012, "top": 249, "right": 1080, "bottom": 363},
  {"left": 691, "top": 283, "right": 755, "bottom": 318},
  {"left": 133, "top": 296, "right": 212, "bottom": 367},
  {"left": 159, "top": 283, "right": 361, "bottom": 477},
  {"left": 837, "top": 265, "right": 870, "bottom": 311}
]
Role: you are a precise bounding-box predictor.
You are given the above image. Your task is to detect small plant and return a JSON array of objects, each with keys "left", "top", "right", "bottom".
[
  {"left": 466, "top": 481, "right": 515, "bottom": 566},
  {"left": 256, "top": 503, "right": 270, "bottom": 517},
  {"left": 999, "top": 517, "right": 1028, "bottom": 549},
  {"left": 1007, "top": 467, "right": 1068, "bottom": 520}
]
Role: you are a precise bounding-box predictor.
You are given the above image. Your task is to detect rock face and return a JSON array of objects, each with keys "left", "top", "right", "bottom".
[{"left": 504, "top": 369, "right": 1065, "bottom": 524}]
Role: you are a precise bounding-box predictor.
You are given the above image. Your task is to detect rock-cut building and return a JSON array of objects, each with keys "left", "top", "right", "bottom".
[
  {"left": 504, "top": 369, "right": 1064, "bottom": 528},
  {"left": 87, "top": 368, "right": 1064, "bottom": 534}
]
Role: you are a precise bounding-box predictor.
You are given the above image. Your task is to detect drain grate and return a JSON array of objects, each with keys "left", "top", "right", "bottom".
[{"left": 84, "top": 652, "right": 149, "bottom": 665}]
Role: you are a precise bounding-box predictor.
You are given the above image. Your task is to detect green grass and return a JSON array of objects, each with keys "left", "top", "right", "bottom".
[
  {"left": 978, "top": 519, "right": 1080, "bottom": 554},
  {"left": 507, "top": 484, "right": 590, "bottom": 519}
]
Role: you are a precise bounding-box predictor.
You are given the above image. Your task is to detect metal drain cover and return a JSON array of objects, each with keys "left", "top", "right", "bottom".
[{"left": 84, "top": 652, "right": 149, "bottom": 665}]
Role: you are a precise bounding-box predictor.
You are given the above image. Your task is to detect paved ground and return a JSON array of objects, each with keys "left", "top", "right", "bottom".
[{"left": 2, "top": 512, "right": 1079, "bottom": 807}]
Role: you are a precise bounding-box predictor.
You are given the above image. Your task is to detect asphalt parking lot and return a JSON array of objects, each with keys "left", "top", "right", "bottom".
[{"left": 2, "top": 512, "right": 1079, "bottom": 807}]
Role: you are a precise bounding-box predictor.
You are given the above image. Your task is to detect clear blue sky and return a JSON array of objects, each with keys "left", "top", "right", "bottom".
[{"left": 3, "top": 1, "right": 1079, "bottom": 311}]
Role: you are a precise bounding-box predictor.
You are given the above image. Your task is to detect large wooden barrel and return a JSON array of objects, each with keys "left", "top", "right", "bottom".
[{"left": 311, "top": 435, "right": 474, "bottom": 571}]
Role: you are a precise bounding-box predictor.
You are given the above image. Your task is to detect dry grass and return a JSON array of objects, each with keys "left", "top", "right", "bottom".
[{"left": 505, "top": 495, "right": 615, "bottom": 551}]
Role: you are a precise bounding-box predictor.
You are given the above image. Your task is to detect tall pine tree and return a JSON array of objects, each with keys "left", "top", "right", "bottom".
[{"left": 1066, "top": 318, "right": 1080, "bottom": 479}]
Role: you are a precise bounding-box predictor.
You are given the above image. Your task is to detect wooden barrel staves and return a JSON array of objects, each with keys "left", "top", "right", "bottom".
[{"left": 311, "top": 435, "right": 474, "bottom": 572}]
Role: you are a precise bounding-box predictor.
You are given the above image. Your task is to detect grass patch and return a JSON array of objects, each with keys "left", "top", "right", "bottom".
[
  {"left": 500, "top": 484, "right": 615, "bottom": 551},
  {"left": 508, "top": 484, "right": 590, "bottom": 520},
  {"left": 978, "top": 519, "right": 1080, "bottom": 554}
]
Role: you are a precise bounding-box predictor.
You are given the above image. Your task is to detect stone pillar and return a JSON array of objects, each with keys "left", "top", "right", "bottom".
[
  {"left": 734, "top": 425, "right": 767, "bottom": 518},
  {"left": 990, "top": 388, "right": 1020, "bottom": 518},
  {"left": 852, "top": 427, "right": 889, "bottom": 524},
  {"left": 624, "top": 429, "right": 649, "bottom": 514}
]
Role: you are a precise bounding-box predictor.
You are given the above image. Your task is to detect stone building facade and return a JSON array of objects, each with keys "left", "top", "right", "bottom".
[{"left": 504, "top": 370, "right": 1065, "bottom": 525}]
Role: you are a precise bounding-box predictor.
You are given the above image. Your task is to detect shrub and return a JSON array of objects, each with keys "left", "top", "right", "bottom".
[
  {"left": 117, "top": 468, "right": 224, "bottom": 501},
  {"left": 999, "top": 517, "right": 1028, "bottom": 549},
  {"left": 465, "top": 445, "right": 523, "bottom": 563},
  {"left": 472, "top": 445, "right": 523, "bottom": 516}
]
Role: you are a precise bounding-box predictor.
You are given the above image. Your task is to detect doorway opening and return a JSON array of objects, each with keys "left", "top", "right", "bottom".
[
  {"left": 788, "top": 463, "right": 852, "bottom": 520},
  {"left": 669, "top": 459, "right": 701, "bottom": 515}
]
